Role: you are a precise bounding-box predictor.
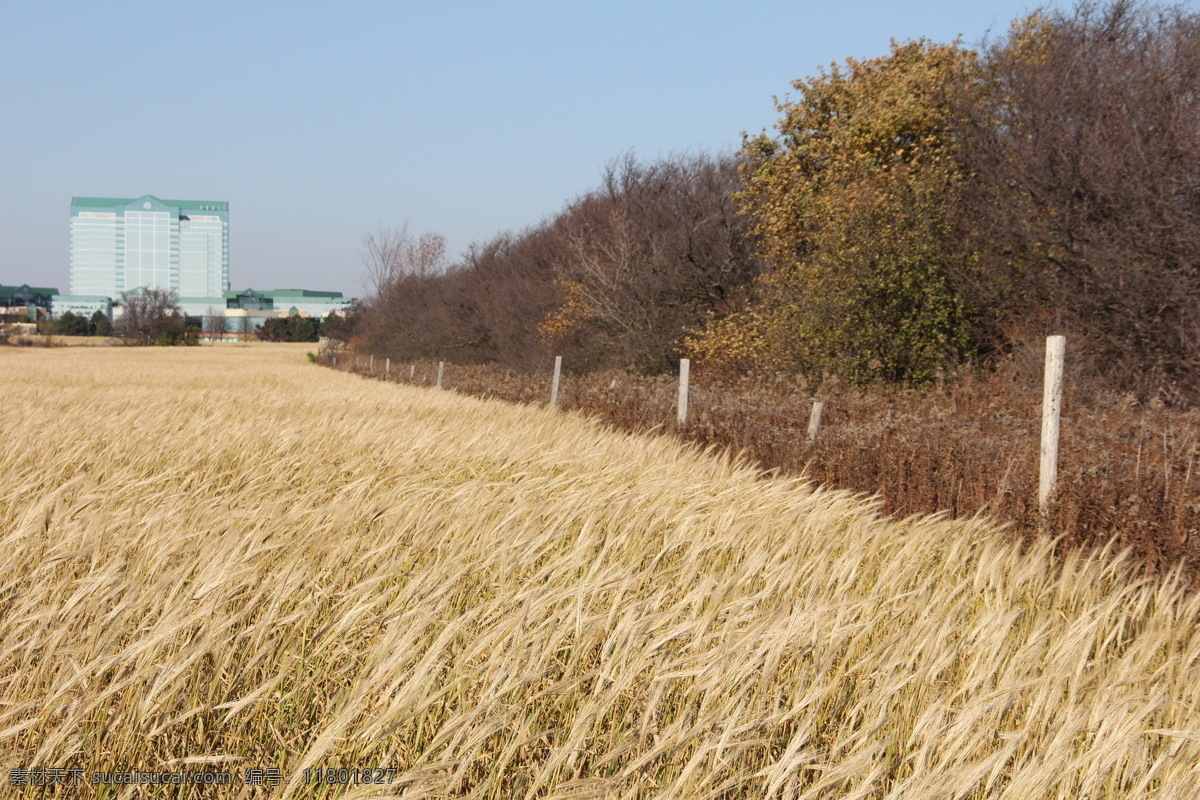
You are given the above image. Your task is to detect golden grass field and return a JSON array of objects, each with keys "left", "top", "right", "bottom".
[{"left": 3, "top": 345, "right": 1200, "bottom": 798}]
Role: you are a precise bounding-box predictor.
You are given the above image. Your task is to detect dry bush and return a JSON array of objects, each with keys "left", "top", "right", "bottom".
[{"left": 962, "top": 1, "right": 1200, "bottom": 395}]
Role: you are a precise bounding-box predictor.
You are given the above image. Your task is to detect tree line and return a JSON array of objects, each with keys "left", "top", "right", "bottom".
[
  {"left": 353, "top": 1, "right": 1200, "bottom": 399},
  {"left": 354, "top": 152, "right": 760, "bottom": 374},
  {"left": 49, "top": 309, "right": 112, "bottom": 337}
]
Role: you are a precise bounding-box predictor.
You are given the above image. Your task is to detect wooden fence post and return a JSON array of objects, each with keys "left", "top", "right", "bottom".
[
  {"left": 437, "top": 361, "right": 445, "bottom": 389},
  {"left": 1040, "top": 335, "right": 1066, "bottom": 512},
  {"left": 550, "top": 356, "right": 563, "bottom": 408},
  {"left": 410, "top": 365, "right": 415, "bottom": 381},
  {"left": 807, "top": 401, "right": 825, "bottom": 445},
  {"left": 385, "top": 358, "right": 390, "bottom": 376},
  {"left": 369, "top": 354, "right": 374, "bottom": 372},
  {"left": 677, "top": 358, "right": 690, "bottom": 424}
]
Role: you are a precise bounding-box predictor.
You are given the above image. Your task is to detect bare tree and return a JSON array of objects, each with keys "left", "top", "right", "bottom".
[
  {"left": 205, "top": 306, "right": 229, "bottom": 341},
  {"left": 358, "top": 223, "right": 451, "bottom": 357},
  {"left": 545, "top": 152, "right": 762, "bottom": 370},
  {"left": 232, "top": 315, "right": 251, "bottom": 341},
  {"left": 360, "top": 223, "right": 448, "bottom": 300},
  {"left": 116, "top": 288, "right": 183, "bottom": 345}
]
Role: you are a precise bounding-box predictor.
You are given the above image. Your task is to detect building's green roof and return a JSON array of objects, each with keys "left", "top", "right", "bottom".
[
  {"left": 1, "top": 284, "right": 60, "bottom": 295},
  {"left": 72, "top": 197, "right": 130, "bottom": 207},
  {"left": 223, "top": 289, "right": 345, "bottom": 299},
  {"left": 168, "top": 198, "right": 228, "bottom": 211},
  {"left": 72, "top": 195, "right": 228, "bottom": 212},
  {"left": 261, "top": 289, "right": 344, "bottom": 299}
]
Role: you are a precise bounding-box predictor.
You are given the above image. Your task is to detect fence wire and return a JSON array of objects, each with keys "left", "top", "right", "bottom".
[
  {"left": 1063, "top": 418, "right": 1197, "bottom": 468},
  {"left": 332, "top": 356, "right": 1200, "bottom": 496},
  {"left": 690, "top": 384, "right": 1038, "bottom": 437},
  {"left": 689, "top": 391, "right": 810, "bottom": 434},
  {"left": 690, "top": 386, "right": 813, "bottom": 428},
  {"left": 1062, "top": 426, "right": 1200, "bottom": 489}
]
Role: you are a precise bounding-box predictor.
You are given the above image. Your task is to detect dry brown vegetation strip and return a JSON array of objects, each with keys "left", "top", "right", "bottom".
[
  {"left": 382, "top": 358, "right": 1200, "bottom": 584},
  {"left": 4, "top": 346, "right": 1200, "bottom": 798}
]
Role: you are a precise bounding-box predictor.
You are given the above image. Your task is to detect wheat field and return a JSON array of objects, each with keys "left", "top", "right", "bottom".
[{"left": 2, "top": 345, "right": 1199, "bottom": 799}]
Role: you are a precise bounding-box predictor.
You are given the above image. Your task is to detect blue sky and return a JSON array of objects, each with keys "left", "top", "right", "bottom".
[{"left": 2, "top": 0, "right": 1102, "bottom": 298}]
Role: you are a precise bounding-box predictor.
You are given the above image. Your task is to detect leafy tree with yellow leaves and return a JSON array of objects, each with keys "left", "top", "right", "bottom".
[{"left": 688, "top": 40, "right": 984, "bottom": 385}]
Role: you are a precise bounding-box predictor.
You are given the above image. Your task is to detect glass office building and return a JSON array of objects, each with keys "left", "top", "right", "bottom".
[
  {"left": 58, "top": 195, "right": 352, "bottom": 327},
  {"left": 69, "top": 195, "right": 229, "bottom": 297}
]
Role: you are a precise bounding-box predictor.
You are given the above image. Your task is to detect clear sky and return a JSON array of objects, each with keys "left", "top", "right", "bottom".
[{"left": 2, "top": 0, "right": 1114, "bottom": 299}]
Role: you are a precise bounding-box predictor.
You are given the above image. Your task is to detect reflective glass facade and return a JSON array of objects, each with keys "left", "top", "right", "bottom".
[
  {"left": 69, "top": 195, "right": 229, "bottom": 297},
  {"left": 70, "top": 212, "right": 120, "bottom": 296},
  {"left": 179, "top": 216, "right": 225, "bottom": 297}
]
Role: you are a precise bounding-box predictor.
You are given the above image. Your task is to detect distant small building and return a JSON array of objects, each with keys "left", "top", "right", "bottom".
[
  {"left": 218, "top": 288, "right": 348, "bottom": 316},
  {"left": 225, "top": 288, "right": 274, "bottom": 312},
  {"left": 206, "top": 308, "right": 275, "bottom": 342},
  {"left": 1, "top": 284, "right": 60, "bottom": 324},
  {"left": 0, "top": 284, "right": 58, "bottom": 309},
  {"left": 198, "top": 288, "right": 352, "bottom": 341},
  {"left": 50, "top": 294, "right": 112, "bottom": 320}
]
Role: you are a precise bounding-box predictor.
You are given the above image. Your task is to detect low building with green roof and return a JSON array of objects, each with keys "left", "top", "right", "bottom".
[
  {"left": 1, "top": 284, "right": 61, "bottom": 323},
  {"left": 223, "top": 288, "right": 352, "bottom": 318}
]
